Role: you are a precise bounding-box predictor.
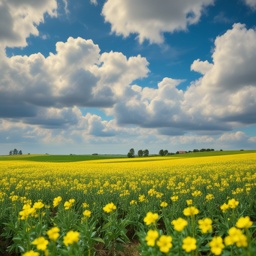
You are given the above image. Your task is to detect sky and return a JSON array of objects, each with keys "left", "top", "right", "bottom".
[{"left": 1, "top": 0, "right": 256, "bottom": 155}]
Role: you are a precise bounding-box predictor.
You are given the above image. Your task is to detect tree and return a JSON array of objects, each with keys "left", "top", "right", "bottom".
[
  {"left": 9, "top": 148, "right": 23, "bottom": 155},
  {"left": 143, "top": 149, "right": 149, "bottom": 157},
  {"left": 138, "top": 149, "right": 143, "bottom": 157},
  {"left": 127, "top": 148, "right": 135, "bottom": 158},
  {"left": 164, "top": 150, "right": 168, "bottom": 156},
  {"left": 127, "top": 152, "right": 133, "bottom": 158},
  {"left": 159, "top": 149, "right": 164, "bottom": 156}
]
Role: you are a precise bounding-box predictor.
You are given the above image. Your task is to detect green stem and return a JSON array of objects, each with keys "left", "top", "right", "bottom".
[
  {"left": 191, "top": 215, "right": 196, "bottom": 238},
  {"left": 245, "top": 228, "right": 251, "bottom": 256}
]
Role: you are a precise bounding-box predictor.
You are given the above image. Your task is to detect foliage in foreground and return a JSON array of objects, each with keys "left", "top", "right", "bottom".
[{"left": 0, "top": 153, "right": 256, "bottom": 255}]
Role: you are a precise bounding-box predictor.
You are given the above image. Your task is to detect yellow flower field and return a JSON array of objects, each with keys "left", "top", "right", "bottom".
[{"left": 0, "top": 153, "right": 256, "bottom": 255}]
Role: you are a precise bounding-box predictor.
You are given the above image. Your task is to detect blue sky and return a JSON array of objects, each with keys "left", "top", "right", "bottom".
[{"left": 1, "top": 0, "right": 256, "bottom": 155}]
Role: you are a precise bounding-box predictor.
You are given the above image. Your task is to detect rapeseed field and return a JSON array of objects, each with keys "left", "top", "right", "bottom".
[{"left": 0, "top": 153, "right": 255, "bottom": 255}]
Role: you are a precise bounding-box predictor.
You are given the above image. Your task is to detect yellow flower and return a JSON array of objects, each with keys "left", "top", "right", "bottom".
[
  {"left": 183, "top": 206, "right": 199, "bottom": 216},
  {"left": 160, "top": 201, "right": 168, "bottom": 208},
  {"left": 227, "top": 198, "right": 239, "bottom": 209},
  {"left": 148, "top": 188, "right": 156, "bottom": 196},
  {"left": 228, "top": 227, "right": 242, "bottom": 241},
  {"left": 32, "top": 237, "right": 49, "bottom": 251},
  {"left": 103, "top": 202, "right": 116, "bottom": 213},
  {"left": 170, "top": 196, "right": 178, "bottom": 201},
  {"left": 145, "top": 230, "right": 159, "bottom": 246},
  {"left": 224, "top": 236, "right": 233, "bottom": 246},
  {"left": 10, "top": 195, "right": 19, "bottom": 202},
  {"left": 144, "top": 212, "right": 159, "bottom": 225},
  {"left": 186, "top": 199, "right": 193, "bottom": 205},
  {"left": 19, "top": 204, "right": 35, "bottom": 220},
  {"left": 83, "top": 210, "right": 91, "bottom": 218},
  {"left": 236, "top": 233, "right": 248, "bottom": 247},
  {"left": 171, "top": 217, "right": 188, "bottom": 232},
  {"left": 156, "top": 235, "right": 172, "bottom": 253},
  {"left": 139, "top": 194, "right": 146, "bottom": 202},
  {"left": 236, "top": 216, "right": 253, "bottom": 229},
  {"left": 155, "top": 192, "right": 163, "bottom": 198},
  {"left": 63, "top": 231, "right": 80, "bottom": 246},
  {"left": 64, "top": 199, "right": 75, "bottom": 210},
  {"left": 224, "top": 227, "right": 247, "bottom": 247},
  {"left": 198, "top": 218, "right": 212, "bottom": 233},
  {"left": 47, "top": 227, "right": 60, "bottom": 241},
  {"left": 205, "top": 194, "right": 214, "bottom": 200},
  {"left": 182, "top": 236, "right": 197, "bottom": 253},
  {"left": 33, "top": 201, "right": 44, "bottom": 209},
  {"left": 130, "top": 200, "right": 137, "bottom": 205},
  {"left": 82, "top": 202, "right": 89, "bottom": 208},
  {"left": 192, "top": 190, "right": 202, "bottom": 197},
  {"left": 22, "top": 251, "right": 40, "bottom": 256},
  {"left": 53, "top": 196, "right": 62, "bottom": 207},
  {"left": 220, "top": 203, "right": 229, "bottom": 212},
  {"left": 209, "top": 236, "right": 225, "bottom": 255}
]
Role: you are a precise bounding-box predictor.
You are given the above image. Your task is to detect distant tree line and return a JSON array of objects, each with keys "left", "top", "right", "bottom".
[
  {"left": 127, "top": 148, "right": 217, "bottom": 157},
  {"left": 159, "top": 149, "right": 168, "bottom": 156},
  {"left": 127, "top": 148, "right": 149, "bottom": 158},
  {"left": 9, "top": 148, "right": 22, "bottom": 155},
  {"left": 192, "top": 148, "right": 215, "bottom": 152}
]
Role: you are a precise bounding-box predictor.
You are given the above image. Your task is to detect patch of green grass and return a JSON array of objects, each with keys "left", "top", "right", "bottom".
[
  {"left": 168, "top": 150, "right": 256, "bottom": 158},
  {"left": 0, "top": 154, "right": 125, "bottom": 162}
]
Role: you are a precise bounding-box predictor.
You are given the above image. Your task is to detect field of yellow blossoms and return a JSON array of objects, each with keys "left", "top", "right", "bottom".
[{"left": 0, "top": 153, "right": 256, "bottom": 255}]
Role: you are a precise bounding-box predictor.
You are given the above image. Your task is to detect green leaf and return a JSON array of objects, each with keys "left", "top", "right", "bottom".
[{"left": 93, "top": 237, "right": 105, "bottom": 244}]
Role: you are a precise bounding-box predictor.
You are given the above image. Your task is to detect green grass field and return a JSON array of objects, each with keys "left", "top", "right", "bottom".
[
  {"left": 1, "top": 150, "right": 255, "bottom": 162},
  {"left": 0, "top": 154, "right": 125, "bottom": 162}
]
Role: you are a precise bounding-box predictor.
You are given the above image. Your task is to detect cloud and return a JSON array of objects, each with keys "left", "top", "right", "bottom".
[
  {"left": 111, "top": 23, "right": 256, "bottom": 134},
  {"left": 0, "top": 36, "right": 148, "bottom": 109},
  {"left": 244, "top": 0, "right": 256, "bottom": 9},
  {"left": 113, "top": 75, "right": 231, "bottom": 133},
  {"left": 218, "top": 131, "right": 247, "bottom": 142},
  {"left": 102, "top": 0, "right": 214, "bottom": 43},
  {"left": 85, "top": 114, "right": 116, "bottom": 137},
  {"left": 113, "top": 77, "right": 187, "bottom": 128},
  {"left": 0, "top": 36, "right": 149, "bottom": 127},
  {"left": 249, "top": 136, "right": 256, "bottom": 143},
  {"left": 213, "top": 12, "right": 233, "bottom": 24},
  {"left": 92, "top": 51, "right": 149, "bottom": 97},
  {"left": 0, "top": 0, "right": 58, "bottom": 48},
  {"left": 186, "top": 23, "right": 256, "bottom": 125},
  {"left": 191, "top": 59, "right": 213, "bottom": 75},
  {"left": 90, "top": 0, "right": 98, "bottom": 5},
  {"left": 218, "top": 131, "right": 256, "bottom": 149},
  {"left": 62, "top": 0, "right": 69, "bottom": 14},
  {"left": 23, "top": 107, "right": 81, "bottom": 129}
]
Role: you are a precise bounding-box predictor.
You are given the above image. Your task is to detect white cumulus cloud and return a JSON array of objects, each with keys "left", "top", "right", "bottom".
[
  {"left": 0, "top": 36, "right": 149, "bottom": 127},
  {"left": 102, "top": 0, "right": 214, "bottom": 43},
  {"left": 0, "top": 0, "right": 58, "bottom": 48},
  {"left": 186, "top": 23, "right": 256, "bottom": 125}
]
